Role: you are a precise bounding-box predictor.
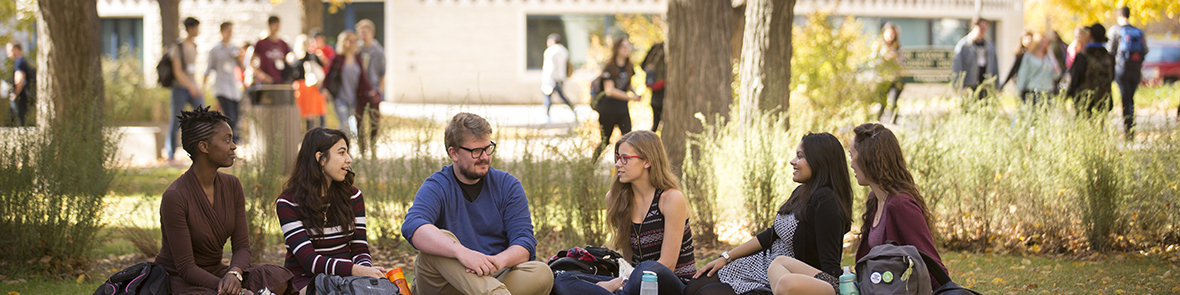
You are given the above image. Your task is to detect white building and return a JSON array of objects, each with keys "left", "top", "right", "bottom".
[{"left": 95, "top": 0, "right": 1021, "bottom": 105}]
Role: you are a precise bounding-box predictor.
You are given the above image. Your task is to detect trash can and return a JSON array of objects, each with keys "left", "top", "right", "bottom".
[{"left": 249, "top": 84, "right": 301, "bottom": 173}]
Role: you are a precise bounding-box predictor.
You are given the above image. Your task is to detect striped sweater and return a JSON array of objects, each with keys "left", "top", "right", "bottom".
[{"left": 276, "top": 187, "right": 372, "bottom": 290}]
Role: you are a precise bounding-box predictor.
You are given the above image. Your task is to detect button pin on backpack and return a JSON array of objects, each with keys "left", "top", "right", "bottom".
[
  {"left": 870, "top": 272, "right": 882, "bottom": 284},
  {"left": 882, "top": 271, "right": 894, "bottom": 284}
]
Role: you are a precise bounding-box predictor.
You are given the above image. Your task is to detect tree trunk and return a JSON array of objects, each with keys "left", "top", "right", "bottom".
[
  {"left": 302, "top": 0, "right": 324, "bottom": 33},
  {"left": 37, "top": 0, "right": 104, "bottom": 126},
  {"left": 665, "top": 0, "right": 735, "bottom": 247},
  {"left": 737, "top": 0, "right": 793, "bottom": 124},
  {"left": 159, "top": 0, "right": 178, "bottom": 48}
]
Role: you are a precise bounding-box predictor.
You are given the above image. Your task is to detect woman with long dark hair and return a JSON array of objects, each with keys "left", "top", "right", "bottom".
[
  {"left": 276, "top": 127, "right": 384, "bottom": 293},
  {"left": 686, "top": 133, "right": 853, "bottom": 295},
  {"left": 553, "top": 130, "right": 695, "bottom": 295},
  {"left": 157, "top": 106, "right": 293, "bottom": 295},
  {"left": 873, "top": 23, "right": 905, "bottom": 123},
  {"left": 849, "top": 123, "right": 944, "bottom": 290},
  {"left": 593, "top": 37, "right": 642, "bottom": 158}
]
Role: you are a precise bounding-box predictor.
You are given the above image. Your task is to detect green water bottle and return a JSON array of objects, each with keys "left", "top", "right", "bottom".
[{"left": 839, "top": 266, "right": 859, "bottom": 295}]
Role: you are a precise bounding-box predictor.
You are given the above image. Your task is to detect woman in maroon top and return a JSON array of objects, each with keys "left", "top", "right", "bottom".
[
  {"left": 849, "top": 123, "right": 945, "bottom": 290},
  {"left": 157, "top": 106, "right": 292, "bottom": 295},
  {"left": 276, "top": 128, "right": 385, "bottom": 293}
]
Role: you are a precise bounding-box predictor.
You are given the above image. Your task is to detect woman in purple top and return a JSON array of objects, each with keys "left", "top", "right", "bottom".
[{"left": 849, "top": 123, "right": 945, "bottom": 290}]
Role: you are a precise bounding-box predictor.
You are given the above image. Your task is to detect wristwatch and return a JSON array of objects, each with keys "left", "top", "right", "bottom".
[
  {"left": 720, "top": 251, "right": 731, "bottom": 263},
  {"left": 227, "top": 270, "right": 243, "bottom": 281}
]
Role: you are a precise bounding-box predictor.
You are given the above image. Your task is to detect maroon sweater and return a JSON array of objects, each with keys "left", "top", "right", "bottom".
[{"left": 855, "top": 193, "right": 946, "bottom": 290}]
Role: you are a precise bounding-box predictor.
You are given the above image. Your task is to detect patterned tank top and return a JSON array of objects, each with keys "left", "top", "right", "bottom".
[{"left": 630, "top": 189, "right": 697, "bottom": 282}]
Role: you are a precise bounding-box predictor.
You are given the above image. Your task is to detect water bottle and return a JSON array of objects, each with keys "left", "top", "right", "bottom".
[
  {"left": 640, "top": 271, "right": 658, "bottom": 295},
  {"left": 838, "top": 266, "right": 859, "bottom": 295},
  {"left": 386, "top": 267, "right": 413, "bottom": 295}
]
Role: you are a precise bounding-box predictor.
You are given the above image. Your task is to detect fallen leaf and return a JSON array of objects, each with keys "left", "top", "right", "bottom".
[
  {"left": 8, "top": 291, "right": 19, "bottom": 295},
  {"left": 992, "top": 277, "right": 1008, "bottom": 284},
  {"left": 77, "top": 274, "right": 85, "bottom": 283}
]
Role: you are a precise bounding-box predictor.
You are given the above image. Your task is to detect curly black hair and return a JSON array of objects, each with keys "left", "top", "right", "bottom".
[{"left": 176, "top": 105, "right": 232, "bottom": 156}]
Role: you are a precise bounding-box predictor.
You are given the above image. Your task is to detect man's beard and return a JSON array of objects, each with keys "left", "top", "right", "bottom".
[{"left": 459, "top": 160, "right": 490, "bottom": 180}]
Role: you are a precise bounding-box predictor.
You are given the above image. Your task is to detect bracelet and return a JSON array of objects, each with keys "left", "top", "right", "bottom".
[{"left": 227, "top": 270, "right": 243, "bottom": 282}]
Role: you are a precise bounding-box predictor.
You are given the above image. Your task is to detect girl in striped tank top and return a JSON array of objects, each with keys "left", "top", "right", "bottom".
[
  {"left": 275, "top": 128, "right": 386, "bottom": 293},
  {"left": 552, "top": 130, "right": 695, "bottom": 295}
]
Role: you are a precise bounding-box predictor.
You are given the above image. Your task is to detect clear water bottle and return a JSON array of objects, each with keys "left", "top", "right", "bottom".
[
  {"left": 640, "top": 271, "right": 658, "bottom": 295},
  {"left": 838, "top": 266, "right": 859, "bottom": 295}
]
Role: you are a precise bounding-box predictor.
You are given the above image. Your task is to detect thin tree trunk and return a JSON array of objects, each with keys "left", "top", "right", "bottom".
[
  {"left": 302, "top": 0, "right": 324, "bottom": 33},
  {"left": 737, "top": 0, "right": 793, "bottom": 124},
  {"left": 665, "top": 0, "right": 735, "bottom": 246},
  {"left": 158, "top": 0, "right": 178, "bottom": 49}
]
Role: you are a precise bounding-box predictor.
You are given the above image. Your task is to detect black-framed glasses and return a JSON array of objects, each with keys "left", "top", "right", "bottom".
[
  {"left": 457, "top": 141, "right": 497, "bottom": 159},
  {"left": 615, "top": 154, "right": 643, "bottom": 165}
]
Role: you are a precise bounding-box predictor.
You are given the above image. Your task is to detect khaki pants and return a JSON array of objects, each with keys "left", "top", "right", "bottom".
[{"left": 412, "top": 230, "right": 553, "bottom": 295}]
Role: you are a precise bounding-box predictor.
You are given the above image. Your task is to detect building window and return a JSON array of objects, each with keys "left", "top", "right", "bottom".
[
  {"left": 101, "top": 18, "right": 144, "bottom": 61},
  {"left": 525, "top": 14, "right": 627, "bottom": 70}
]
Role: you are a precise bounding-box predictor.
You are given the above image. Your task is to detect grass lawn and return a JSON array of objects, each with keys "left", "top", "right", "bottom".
[{"left": 3, "top": 250, "right": 1175, "bottom": 294}]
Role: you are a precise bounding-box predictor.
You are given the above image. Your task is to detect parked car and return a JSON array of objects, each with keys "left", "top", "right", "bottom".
[{"left": 1142, "top": 40, "right": 1180, "bottom": 86}]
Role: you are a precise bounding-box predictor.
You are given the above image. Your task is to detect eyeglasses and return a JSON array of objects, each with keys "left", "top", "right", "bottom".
[
  {"left": 457, "top": 141, "right": 497, "bottom": 159},
  {"left": 614, "top": 154, "right": 643, "bottom": 165}
]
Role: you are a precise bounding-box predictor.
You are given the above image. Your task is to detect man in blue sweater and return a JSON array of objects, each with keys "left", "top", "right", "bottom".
[{"left": 402, "top": 112, "right": 553, "bottom": 295}]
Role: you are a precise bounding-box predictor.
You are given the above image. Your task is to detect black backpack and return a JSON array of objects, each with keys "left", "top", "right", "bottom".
[
  {"left": 307, "top": 273, "right": 401, "bottom": 295},
  {"left": 547, "top": 246, "right": 624, "bottom": 277},
  {"left": 93, "top": 262, "right": 171, "bottom": 295},
  {"left": 156, "top": 41, "right": 184, "bottom": 87},
  {"left": 588, "top": 72, "right": 606, "bottom": 112}
]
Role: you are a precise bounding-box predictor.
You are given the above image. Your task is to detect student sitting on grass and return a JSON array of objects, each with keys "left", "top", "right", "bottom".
[
  {"left": 157, "top": 106, "right": 293, "bottom": 295},
  {"left": 849, "top": 123, "right": 945, "bottom": 290},
  {"left": 686, "top": 132, "right": 854, "bottom": 295},
  {"left": 276, "top": 127, "right": 386, "bottom": 293},
  {"left": 553, "top": 130, "right": 696, "bottom": 295}
]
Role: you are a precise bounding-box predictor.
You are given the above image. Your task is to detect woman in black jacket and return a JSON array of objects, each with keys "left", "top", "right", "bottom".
[{"left": 686, "top": 133, "right": 854, "bottom": 295}]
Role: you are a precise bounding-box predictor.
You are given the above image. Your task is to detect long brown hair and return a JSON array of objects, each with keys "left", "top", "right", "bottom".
[
  {"left": 283, "top": 127, "right": 357, "bottom": 238},
  {"left": 779, "top": 133, "right": 854, "bottom": 225},
  {"left": 606, "top": 130, "right": 680, "bottom": 251},
  {"left": 852, "top": 123, "right": 935, "bottom": 241}
]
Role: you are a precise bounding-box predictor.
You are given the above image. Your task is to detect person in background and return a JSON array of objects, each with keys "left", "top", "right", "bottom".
[
  {"left": 1067, "top": 23, "right": 1115, "bottom": 117},
  {"left": 1015, "top": 33, "right": 1060, "bottom": 106},
  {"left": 308, "top": 29, "right": 336, "bottom": 70},
  {"left": 542, "top": 33, "right": 577, "bottom": 124},
  {"left": 999, "top": 31, "right": 1033, "bottom": 91},
  {"left": 1066, "top": 26, "right": 1088, "bottom": 69},
  {"left": 850, "top": 123, "right": 946, "bottom": 291},
  {"left": 686, "top": 133, "right": 853, "bottom": 295},
  {"left": 324, "top": 31, "right": 373, "bottom": 140},
  {"left": 6, "top": 41, "right": 34, "bottom": 127},
  {"left": 157, "top": 106, "right": 293, "bottom": 295},
  {"left": 593, "top": 37, "right": 642, "bottom": 160},
  {"left": 1046, "top": 30, "right": 1068, "bottom": 94},
  {"left": 204, "top": 22, "right": 244, "bottom": 144},
  {"left": 951, "top": 18, "right": 999, "bottom": 100},
  {"left": 402, "top": 113, "right": 553, "bottom": 295},
  {"left": 165, "top": 17, "right": 205, "bottom": 162},
  {"left": 552, "top": 130, "right": 695, "bottom": 295},
  {"left": 276, "top": 127, "right": 385, "bottom": 292},
  {"left": 253, "top": 16, "right": 290, "bottom": 85},
  {"left": 292, "top": 34, "right": 328, "bottom": 130},
  {"left": 1107, "top": 6, "right": 1149, "bottom": 139},
  {"left": 872, "top": 23, "right": 904, "bottom": 124},
  {"left": 641, "top": 42, "right": 666, "bottom": 131},
  {"left": 354, "top": 19, "right": 384, "bottom": 156}
]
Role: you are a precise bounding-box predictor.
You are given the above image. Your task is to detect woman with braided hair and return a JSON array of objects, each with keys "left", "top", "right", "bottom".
[{"left": 156, "top": 106, "right": 294, "bottom": 295}]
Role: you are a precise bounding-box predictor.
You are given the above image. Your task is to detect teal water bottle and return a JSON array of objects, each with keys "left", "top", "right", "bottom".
[
  {"left": 839, "top": 266, "right": 859, "bottom": 295},
  {"left": 640, "top": 271, "right": 658, "bottom": 295}
]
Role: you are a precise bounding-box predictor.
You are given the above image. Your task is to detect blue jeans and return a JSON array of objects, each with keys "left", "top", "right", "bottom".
[
  {"left": 165, "top": 86, "right": 206, "bottom": 160},
  {"left": 215, "top": 96, "right": 241, "bottom": 144},
  {"left": 552, "top": 261, "right": 685, "bottom": 295},
  {"left": 333, "top": 98, "right": 356, "bottom": 136},
  {"left": 545, "top": 81, "right": 576, "bottom": 117}
]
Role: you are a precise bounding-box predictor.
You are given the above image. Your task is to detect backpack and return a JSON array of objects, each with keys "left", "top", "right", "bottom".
[
  {"left": 156, "top": 41, "right": 184, "bottom": 87},
  {"left": 92, "top": 262, "right": 171, "bottom": 295},
  {"left": 855, "top": 243, "right": 932, "bottom": 295},
  {"left": 1118, "top": 26, "right": 1146, "bottom": 65},
  {"left": 547, "top": 246, "right": 624, "bottom": 277},
  {"left": 308, "top": 273, "right": 401, "bottom": 295},
  {"left": 588, "top": 72, "right": 607, "bottom": 112}
]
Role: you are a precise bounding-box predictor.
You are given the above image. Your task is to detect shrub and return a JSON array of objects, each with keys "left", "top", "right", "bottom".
[{"left": 102, "top": 52, "right": 171, "bottom": 124}]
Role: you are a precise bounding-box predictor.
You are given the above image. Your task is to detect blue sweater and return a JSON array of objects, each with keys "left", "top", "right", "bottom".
[{"left": 402, "top": 165, "right": 538, "bottom": 260}]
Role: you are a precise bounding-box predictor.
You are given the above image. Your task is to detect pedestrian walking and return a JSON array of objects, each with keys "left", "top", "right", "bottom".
[
  {"left": 204, "top": 22, "right": 244, "bottom": 144},
  {"left": 1107, "top": 6, "right": 1149, "bottom": 139},
  {"left": 165, "top": 17, "right": 205, "bottom": 162},
  {"left": 872, "top": 23, "right": 904, "bottom": 123},
  {"left": 593, "top": 37, "right": 642, "bottom": 160},
  {"left": 542, "top": 33, "right": 576, "bottom": 124},
  {"left": 641, "top": 42, "right": 666, "bottom": 131},
  {"left": 952, "top": 18, "right": 999, "bottom": 100}
]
